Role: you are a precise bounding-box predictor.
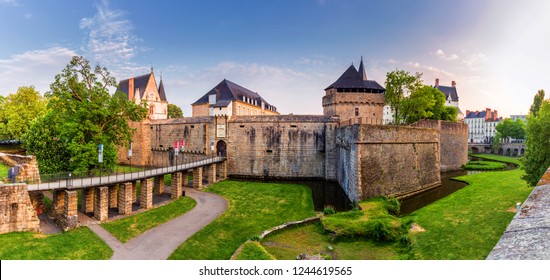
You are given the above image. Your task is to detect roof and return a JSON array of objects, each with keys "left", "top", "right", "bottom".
[
  {"left": 117, "top": 71, "right": 167, "bottom": 102},
  {"left": 465, "top": 111, "right": 486, "bottom": 119},
  {"left": 325, "top": 59, "right": 385, "bottom": 92},
  {"left": 192, "top": 79, "right": 274, "bottom": 109},
  {"left": 435, "top": 85, "right": 459, "bottom": 102}
]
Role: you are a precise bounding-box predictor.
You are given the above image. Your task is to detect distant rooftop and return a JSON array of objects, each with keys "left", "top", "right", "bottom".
[{"left": 325, "top": 57, "right": 385, "bottom": 93}]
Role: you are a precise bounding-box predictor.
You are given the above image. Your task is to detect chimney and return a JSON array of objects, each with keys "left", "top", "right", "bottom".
[
  {"left": 129, "top": 78, "right": 134, "bottom": 100},
  {"left": 435, "top": 78, "right": 439, "bottom": 87},
  {"left": 452, "top": 81, "right": 456, "bottom": 87},
  {"left": 485, "top": 108, "right": 491, "bottom": 121},
  {"left": 494, "top": 110, "right": 498, "bottom": 120}
]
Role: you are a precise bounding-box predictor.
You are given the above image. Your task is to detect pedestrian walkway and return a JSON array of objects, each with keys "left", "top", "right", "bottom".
[{"left": 98, "top": 187, "right": 227, "bottom": 259}]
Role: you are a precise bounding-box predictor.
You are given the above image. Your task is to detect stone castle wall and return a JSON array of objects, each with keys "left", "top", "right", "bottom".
[
  {"left": 227, "top": 115, "right": 338, "bottom": 179},
  {"left": 0, "top": 153, "right": 40, "bottom": 183},
  {"left": 322, "top": 89, "right": 385, "bottom": 123},
  {"left": 410, "top": 120, "right": 468, "bottom": 171},
  {"left": 336, "top": 124, "right": 441, "bottom": 201},
  {"left": 0, "top": 184, "right": 40, "bottom": 234}
]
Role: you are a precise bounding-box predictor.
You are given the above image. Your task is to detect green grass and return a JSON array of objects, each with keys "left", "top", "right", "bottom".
[
  {"left": 0, "top": 227, "right": 112, "bottom": 260},
  {"left": 234, "top": 241, "right": 276, "bottom": 260},
  {"left": 462, "top": 160, "right": 506, "bottom": 170},
  {"left": 0, "top": 163, "right": 8, "bottom": 179},
  {"left": 409, "top": 155, "right": 531, "bottom": 259},
  {"left": 102, "top": 196, "right": 196, "bottom": 243},
  {"left": 169, "top": 180, "right": 315, "bottom": 260},
  {"left": 469, "top": 153, "right": 521, "bottom": 165},
  {"left": 261, "top": 222, "right": 402, "bottom": 260}
]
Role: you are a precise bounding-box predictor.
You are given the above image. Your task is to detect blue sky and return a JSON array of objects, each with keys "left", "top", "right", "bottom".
[{"left": 1, "top": 0, "right": 549, "bottom": 117}]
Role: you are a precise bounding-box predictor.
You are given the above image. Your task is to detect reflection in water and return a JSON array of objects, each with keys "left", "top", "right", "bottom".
[{"left": 399, "top": 157, "right": 517, "bottom": 215}]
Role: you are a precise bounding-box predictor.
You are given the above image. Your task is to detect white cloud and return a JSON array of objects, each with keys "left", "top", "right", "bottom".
[
  {"left": 407, "top": 61, "right": 454, "bottom": 78},
  {"left": 79, "top": 0, "right": 141, "bottom": 68},
  {"left": 0, "top": 47, "right": 78, "bottom": 96},
  {"left": 462, "top": 52, "right": 488, "bottom": 70},
  {"left": 434, "top": 49, "right": 459, "bottom": 61}
]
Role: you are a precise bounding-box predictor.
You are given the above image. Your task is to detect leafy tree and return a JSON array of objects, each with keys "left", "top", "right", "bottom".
[
  {"left": 396, "top": 85, "right": 458, "bottom": 125},
  {"left": 384, "top": 69, "right": 423, "bottom": 125},
  {"left": 167, "top": 103, "right": 183, "bottom": 118},
  {"left": 522, "top": 100, "right": 550, "bottom": 186},
  {"left": 495, "top": 118, "right": 526, "bottom": 140},
  {"left": 0, "top": 86, "right": 47, "bottom": 140},
  {"left": 492, "top": 132, "right": 502, "bottom": 151},
  {"left": 529, "top": 89, "right": 545, "bottom": 117},
  {"left": 22, "top": 56, "right": 147, "bottom": 173}
]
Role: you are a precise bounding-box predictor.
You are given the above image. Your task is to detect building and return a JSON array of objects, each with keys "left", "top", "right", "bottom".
[
  {"left": 322, "top": 58, "right": 386, "bottom": 124},
  {"left": 117, "top": 69, "right": 168, "bottom": 120},
  {"left": 191, "top": 79, "right": 279, "bottom": 117},
  {"left": 383, "top": 78, "right": 463, "bottom": 124},
  {"left": 463, "top": 108, "right": 502, "bottom": 143},
  {"left": 510, "top": 115, "right": 527, "bottom": 123}
]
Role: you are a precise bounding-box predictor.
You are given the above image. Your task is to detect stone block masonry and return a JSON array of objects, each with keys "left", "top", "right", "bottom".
[
  {"left": 140, "top": 178, "right": 153, "bottom": 209},
  {"left": 62, "top": 190, "right": 78, "bottom": 230},
  {"left": 118, "top": 182, "right": 133, "bottom": 215},
  {"left": 53, "top": 189, "right": 65, "bottom": 216},
  {"left": 171, "top": 172, "right": 182, "bottom": 199},
  {"left": 207, "top": 164, "right": 216, "bottom": 184},
  {"left": 182, "top": 170, "right": 189, "bottom": 187},
  {"left": 154, "top": 175, "right": 165, "bottom": 195},
  {"left": 94, "top": 186, "right": 108, "bottom": 222},
  {"left": 108, "top": 184, "right": 118, "bottom": 208},
  {"left": 81, "top": 187, "right": 94, "bottom": 213},
  {"left": 193, "top": 167, "right": 203, "bottom": 190},
  {"left": 0, "top": 184, "right": 40, "bottom": 234}
]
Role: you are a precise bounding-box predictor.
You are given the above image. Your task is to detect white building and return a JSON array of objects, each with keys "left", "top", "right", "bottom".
[{"left": 463, "top": 108, "right": 502, "bottom": 143}]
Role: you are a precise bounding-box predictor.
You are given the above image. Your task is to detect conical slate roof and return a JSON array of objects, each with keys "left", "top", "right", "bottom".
[
  {"left": 192, "top": 79, "right": 274, "bottom": 109},
  {"left": 325, "top": 58, "right": 385, "bottom": 92}
]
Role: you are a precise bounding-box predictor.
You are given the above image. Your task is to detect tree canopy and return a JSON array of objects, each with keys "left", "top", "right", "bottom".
[
  {"left": 167, "top": 103, "right": 183, "bottom": 118},
  {"left": 399, "top": 85, "right": 458, "bottom": 124},
  {"left": 529, "top": 89, "right": 545, "bottom": 117},
  {"left": 22, "top": 56, "right": 147, "bottom": 173},
  {"left": 522, "top": 100, "right": 550, "bottom": 186},
  {"left": 495, "top": 118, "right": 526, "bottom": 140},
  {"left": 384, "top": 69, "right": 423, "bottom": 125},
  {"left": 0, "top": 86, "right": 47, "bottom": 140}
]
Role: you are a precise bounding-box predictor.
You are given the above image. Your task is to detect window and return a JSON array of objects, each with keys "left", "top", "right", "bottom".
[{"left": 355, "top": 108, "right": 359, "bottom": 117}]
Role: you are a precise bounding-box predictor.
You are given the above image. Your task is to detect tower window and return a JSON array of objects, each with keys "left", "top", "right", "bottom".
[{"left": 355, "top": 108, "right": 359, "bottom": 117}]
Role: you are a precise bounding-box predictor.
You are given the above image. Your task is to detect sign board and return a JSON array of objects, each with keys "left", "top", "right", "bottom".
[
  {"left": 128, "top": 142, "right": 133, "bottom": 158},
  {"left": 180, "top": 140, "right": 185, "bottom": 151},
  {"left": 216, "top": 124, "right": 226, "bottom": 138},
  {"left": 174, "top": 141, "right": 179, "bottom": 155},
  {"left": 98, "top": 144, "right": 104, "bottom": 163}
]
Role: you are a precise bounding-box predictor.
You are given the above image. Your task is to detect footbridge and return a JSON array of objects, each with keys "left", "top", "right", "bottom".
[{"left": 27, "top": 156, "right": 227, "bottom": 229}]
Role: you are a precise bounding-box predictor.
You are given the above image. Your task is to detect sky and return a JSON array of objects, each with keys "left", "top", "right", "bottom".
[{"left": 1, "top": 0, "right": 549, "bottom": 118}]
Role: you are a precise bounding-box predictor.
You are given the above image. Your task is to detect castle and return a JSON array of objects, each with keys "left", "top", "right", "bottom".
[{"left": 117, "top": 58, "right": 468, "bottom": 202}]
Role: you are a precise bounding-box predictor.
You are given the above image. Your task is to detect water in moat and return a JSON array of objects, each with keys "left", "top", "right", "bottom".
[{"left": 399, "top": 156, "right": 517, "bottom": 215}]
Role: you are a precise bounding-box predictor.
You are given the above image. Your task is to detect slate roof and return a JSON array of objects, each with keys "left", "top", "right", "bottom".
[
  {"left": 117, "top": 72, "right": 167, "bottom": 102},
  {"left": 192, "top": 79, "right": 274, "bottom": 109},
  {"left": 325, "top": 59, "right": 385, "bottom": 92},
  {"left": 435, "top": 85, "right": 459, "bottom": 102},
  {"left": 465, "top": 111, "right": 486, "bottom": 119}
]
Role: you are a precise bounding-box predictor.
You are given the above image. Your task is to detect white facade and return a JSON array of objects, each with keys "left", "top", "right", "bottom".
[
  {"left": 383, "top": 105, "right": 395, "bottom": 124},
  {"left": 464, "top": 112, "right": 501, "bottom": 143}
]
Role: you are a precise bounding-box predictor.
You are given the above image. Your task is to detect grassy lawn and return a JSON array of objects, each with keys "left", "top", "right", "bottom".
[
  {"left": 261, "top": 222, "right": 403, "bottom": 260},
  {"left": 102, "top": 196, "right": 196, "bottom": 243},
  {"left": 0, "top": 163, "right": 8, "bottom": 179},
  {"left": 0, "top": 227, "right": 112, "bottom": 260},
  {"left": 462, "top": 160, "right": 506, "bottom": 170},
  {"left": 169, "top": 180, "right": 315, "bottom": 260},
  {"left": 409, "top": 154, "right": 531, "bottom": 259}
]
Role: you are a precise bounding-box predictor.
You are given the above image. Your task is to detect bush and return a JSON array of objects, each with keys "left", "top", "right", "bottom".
[
  {"left": 323, "top": 205, "right": 336, "bottom": 215},
  {"left": 462, "top": 161, "right": 506, "bottom": 171},
  {"left": 384, "top": 197, "right": 401, "bottom": 216}
]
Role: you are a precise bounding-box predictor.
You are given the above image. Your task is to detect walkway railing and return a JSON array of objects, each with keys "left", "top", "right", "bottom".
[{"left": 26, "top": 156, "right": 226, "bottom": 191}]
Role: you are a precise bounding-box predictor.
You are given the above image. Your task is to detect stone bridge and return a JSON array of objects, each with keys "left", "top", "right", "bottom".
[
  {"left": 1, "top": 156, "right": 226, "bottom": 232},
  {"left": 469, "top": 142, "right": 525, "bottom": 156}
]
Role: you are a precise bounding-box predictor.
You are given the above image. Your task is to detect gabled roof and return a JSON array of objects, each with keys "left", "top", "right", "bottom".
[
  {"left": 117, "top": 72, "right": 152, "bottom": 100},
  {"left": 158, "top": 79, "right": 167, "bottom": 102},
  {"left": 192, "top": 79, "right": 274, "bottom": 108},
  {"left": 465, "top": 111, "right": 486, "bottom": 119},
  {"left": 435, "top": 85, "right": 459, "bottom": 102},
  {"left": 325, "top": 60, "right": 385, "bottom": 92}
]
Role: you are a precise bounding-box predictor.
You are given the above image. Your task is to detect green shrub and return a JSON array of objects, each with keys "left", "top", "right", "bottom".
[
  {"left": 323, "top": 205, "right": 336, "bottom": 215},
  {"left": 384, "top": 197, "right": 401, "bottom": 216},
  {"left": 234, "top": 241, "right": 276, "bottom": 260},
  {"left": 462, "top": 160, "right": 506, "bottom": 171}
]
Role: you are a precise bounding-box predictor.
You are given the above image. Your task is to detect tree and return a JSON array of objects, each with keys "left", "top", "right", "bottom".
[
  {"left": 395, "top": 85, "right": 458, "bottom": 125},
  {"left": 522, "top": 100, "right": 550, "bottom": 186},
  {"left": 495, "top": 118, "right": 526, "bottom": 140},
  {"left": 167, "top": 103, "right": 183, "bottom": 118},
  {"left": 22, "top": 56, "right": 147, "bottom": 173},
  {"left": 385, "top": 69, "right": 423, "bottom": 125},
  {"left": 0, "top": 86, "right": 47, "bottom": 140},
  {"left": 529, "top": 89, "right": 545, "bottom": 117}
]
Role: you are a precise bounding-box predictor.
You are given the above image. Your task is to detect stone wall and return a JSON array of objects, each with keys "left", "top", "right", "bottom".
[
  {"left": 0, "top": 184, "right": 40, "bottom": 234},
  {"left": 0, "top": 153, "right": 41, "bottom": 183},
  {"left": 227, "top": 115, "right": 338, "bottom": 179},
  {"left": 411, "top": 120, "right": 468, "bottom": 171},
  {"left": 322, "top": 89, "right": 385, "bottom": 124},
  {"left": 336, "top": 124, "right": 441, "bottom": 201}
]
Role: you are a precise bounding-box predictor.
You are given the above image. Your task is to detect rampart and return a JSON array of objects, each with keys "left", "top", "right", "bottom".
[
  {"left": 411, "top": 120, "right": 468, "bottom": 171},
  {"left": 227, "top": 115, "right": 338, "bottom": 179},
  {"left": 0, "top": 183, "right": 40, "bottom": 234}
]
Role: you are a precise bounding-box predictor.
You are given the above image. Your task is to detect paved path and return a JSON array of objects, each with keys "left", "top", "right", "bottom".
[{"left": 88, "top": 188, "right": 228, "bottom": 260}]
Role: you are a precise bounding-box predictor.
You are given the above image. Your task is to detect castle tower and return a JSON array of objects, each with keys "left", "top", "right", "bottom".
[{"left": 322, "top": 57, "right": 386, "bottom": 124}]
